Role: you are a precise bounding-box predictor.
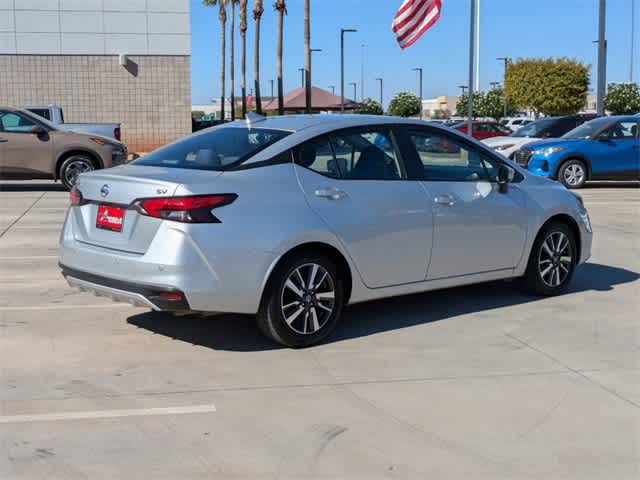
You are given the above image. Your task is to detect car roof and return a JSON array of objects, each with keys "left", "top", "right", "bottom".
[{"left": 222, "top": 114, "right": 436, "bottom": 133}]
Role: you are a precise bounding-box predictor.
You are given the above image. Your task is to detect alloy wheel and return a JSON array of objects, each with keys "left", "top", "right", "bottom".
[
  {"left": 64, "top": 159, "right": 93, "bottom": 187},
  {"left": 280, "top": 263, "right": 335, "bottom": 335},
  {"left": 538, "top": 231, "right": 573, "bottom": 287},
  {"left": 563, "top": 164, "right": 585, "bottom": 187}
]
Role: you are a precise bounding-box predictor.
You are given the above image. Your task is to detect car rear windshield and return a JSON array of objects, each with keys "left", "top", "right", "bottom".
[{"left": 133, "top": 127, "right": 291, "bottom": 171}]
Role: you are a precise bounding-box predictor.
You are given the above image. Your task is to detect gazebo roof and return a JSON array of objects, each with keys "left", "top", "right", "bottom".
[{"left": 262, "top": 86, "right": 360, "bottom": 111}]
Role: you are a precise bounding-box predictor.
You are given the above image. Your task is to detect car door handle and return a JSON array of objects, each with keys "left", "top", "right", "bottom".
[
  {"left": 0, "top": 138, "right": 7, "bottom": 143},
  {"left": 315, "top": 188, "right": 347, "bottom": 200},
  {"left": 434, "top": 195, "right": 456, "bottom": 206}
]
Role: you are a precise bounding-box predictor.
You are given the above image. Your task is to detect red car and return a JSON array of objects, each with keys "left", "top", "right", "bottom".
[{"left": 453, "top": 121, "right": 512, "bottom": 140}]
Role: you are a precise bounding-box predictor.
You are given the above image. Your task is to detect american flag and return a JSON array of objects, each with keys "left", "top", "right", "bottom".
[{"left": 392, "top": 0, "right": 442, "bottom": 49}]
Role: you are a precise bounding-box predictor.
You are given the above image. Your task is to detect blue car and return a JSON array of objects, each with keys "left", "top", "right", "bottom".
[{"left": 513, "top": 115, "right": 639, "bottom": 188}]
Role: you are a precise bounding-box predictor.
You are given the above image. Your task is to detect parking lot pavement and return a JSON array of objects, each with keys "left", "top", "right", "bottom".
[{"left": 0, "top": 180, "right": 638, "bottom": 479}]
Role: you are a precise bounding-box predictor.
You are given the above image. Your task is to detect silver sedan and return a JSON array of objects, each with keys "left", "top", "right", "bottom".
[{"left": 59, "top": 114, "right": 593, "bottom": 347}]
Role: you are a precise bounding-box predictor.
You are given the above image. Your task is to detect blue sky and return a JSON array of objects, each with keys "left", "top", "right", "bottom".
[{"left": 190, "top": 0, "right": 639, "bottom": 106}]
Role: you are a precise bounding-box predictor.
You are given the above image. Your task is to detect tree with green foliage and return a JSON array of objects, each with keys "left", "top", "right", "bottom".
[
  {"left": 191, "top": 110, "right": 206, "bottom": 120},
  {"left": 505, "top": 58, "right": 589, "bottom": 116},
  {"left": 455, "top": 92, "right": 483, "bottom": 117},
  {"left": 358, "top": 98, "right": 384, "bottom": 115},
  {"left": 477, "top": 87, "right": 517, "bottom": 120},
  {"left": 604, "top": 82, "right": 640, "bottom": 114},
  {"left": 388, "top": 92, "right": 421, "bottom": 117}
]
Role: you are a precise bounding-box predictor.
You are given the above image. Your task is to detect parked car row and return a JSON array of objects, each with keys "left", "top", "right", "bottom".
[{"left": 479, "top": 114, "right": 639, "bottom": 189}]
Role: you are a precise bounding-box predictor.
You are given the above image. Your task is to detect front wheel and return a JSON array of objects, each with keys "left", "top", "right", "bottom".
[
  {"left": 60, "top": 155, "right": 95, "bottom": 189},
  {"left": 257, "top": 253, "right": 345, "bottom": 348},
  {"left": 522, "top": 222, "right": 577, "bottom": 296},
  {"left": 558, "top": 159, "right": 587, "bottom": 189}
]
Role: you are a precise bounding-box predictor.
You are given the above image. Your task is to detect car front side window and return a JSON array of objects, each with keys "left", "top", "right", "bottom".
[
  {"left": 408, "top": 129, "right": 490, "bottom": 182},
  {"left": 0, "top": 111, "right": 37, "bottom": 133}
]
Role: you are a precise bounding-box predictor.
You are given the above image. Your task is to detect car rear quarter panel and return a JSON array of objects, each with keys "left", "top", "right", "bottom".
[{"left": 173, "top": 163, "right": 363, "bottom": 313}]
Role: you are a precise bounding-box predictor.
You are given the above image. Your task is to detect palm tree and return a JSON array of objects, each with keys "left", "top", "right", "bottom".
[
  {"left": 253, "top": 0, "right": 264, "bottom": 114},
  {"left": 239, "top": 0, "right": 248, "bottom": 117},
  {"left": 229, "top": 0, "right": 239, "bottom": 121},
  {"left": 203, "top": 0, "right": 227, "bottom": 120},
  {"left": 274, "top": 0, "right": 287, "bottom": 115},
  {"left": 304, "top": 0, "right": 311, "bottom": 114}
]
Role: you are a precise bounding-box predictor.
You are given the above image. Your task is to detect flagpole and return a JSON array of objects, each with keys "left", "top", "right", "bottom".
[{"left": 467, "top": 0, "right": 476, "bottom": 136}]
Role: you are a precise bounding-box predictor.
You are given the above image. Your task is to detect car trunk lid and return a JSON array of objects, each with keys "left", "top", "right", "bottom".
[{"left": 71, "top": 165, "right": 222, "bottom": 254}]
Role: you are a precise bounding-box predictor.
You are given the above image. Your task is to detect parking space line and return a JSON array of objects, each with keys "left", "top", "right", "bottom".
[
  {"left": 0, "top": 255, "right": 59, "bottom": 260},
  {"left": 0, "top": 304, "right": 134, "bottom": 311},
  {"left": 0, "top": 192, "right": 46, "bottom": 238},
  {"left": 0, "top": 404, "right": 217, "bottom": 424}
]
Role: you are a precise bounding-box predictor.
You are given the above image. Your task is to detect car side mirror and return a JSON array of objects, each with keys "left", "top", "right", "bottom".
[
  {"left": 30, "top": 125, "right": 46, "bottom": 135},
  {"left": 496, "top": 164, "right": 515, "bottom": 193}
]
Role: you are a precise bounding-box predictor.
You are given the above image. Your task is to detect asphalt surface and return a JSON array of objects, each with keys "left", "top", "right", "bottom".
[{"left": 0, "top": 180, "right": 638, "bottom": 479}]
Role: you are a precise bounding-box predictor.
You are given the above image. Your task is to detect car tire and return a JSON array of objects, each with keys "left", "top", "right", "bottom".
[
  {"left": 522, "top": 221, "right": 577, "bottom": 296},
  {"left": 558, "top": 159, "right": 587, "bottom": 189},
  {"left": 257, "top": 253, "right": 345, "bottom": 348},
  {"left": 60, "top": 155, "right": 95, "bottom": 189}
]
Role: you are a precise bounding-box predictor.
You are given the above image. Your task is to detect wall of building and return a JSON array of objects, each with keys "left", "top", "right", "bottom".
[{"left": 0, "top": 0, "right": 191, "bottom": 153}]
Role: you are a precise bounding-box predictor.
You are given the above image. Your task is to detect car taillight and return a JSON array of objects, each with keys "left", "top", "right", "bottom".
[
  {"left": 132, "top": 194, "right": 237, "bottom": 223},
  {"left": 114, "top": 127, "right": 121, "bottom": 141},
  {"left": 70, "top": 186, "right": 83, "bottom": 206}
]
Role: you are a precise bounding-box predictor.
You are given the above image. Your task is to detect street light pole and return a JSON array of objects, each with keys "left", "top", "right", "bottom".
[
  {"left": 458, "top": 85, "right": 467, "bottom": 95},
  {"left": 298, "top": 68, "right": 304, "bottom": 88},
  {"left": 596, "top": 0, "right": 607, "bottom": 116},
  {"left": 376, "top": 77, "right": 383, "bottom": 108},
  {"left": 340, "top": 28, "right": 357, "bottom": 113},
  {"left": 632, "top": 0, "right": 636, "bottom": 82},
  {"left": 270, "top": 79, "right": 274, "bottom": 98},
  {"left": 329, "top": 85, "right": 335, "bottom": 95},
  {"left": 497, "top": 57, "right": 509, "bottom": 118},
  {"left": 489, "top": 81, "right": 500, "bottom": 89},
  {"left": 467, "top": 0, "right": 477, "bottom": 136},
  {"left": 349, "top": 82, "right": 357, "bottom": 103},
  {"left": 361, "top": 44, "right": 366, "bottom": 101},
  {"left": 412, "top": 67, "right": 423, "bottom": 119}
]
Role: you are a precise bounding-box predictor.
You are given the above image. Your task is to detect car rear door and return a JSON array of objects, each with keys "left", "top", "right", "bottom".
[
  {"left": 403, "top": 126, "right": 528, "bottom": 279},
  {"left": 293, "top": 127, "right": 433, "bottom": 288},
  {"left": 0, "top": 110, "right": 53, "bottom": 177}
]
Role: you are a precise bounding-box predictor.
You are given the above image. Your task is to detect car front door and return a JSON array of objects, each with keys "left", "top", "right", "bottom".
[
  {"left": 0, "top": 110, "right": 53, "bottom": 177},
  {"left": 588, "top": 120, "right": 640, "bottom": 179},
  {"left": 404, "top": 127, "right": 528, "bottom": 280},
  {"left": 294, "top": 127, "right": 433, "bottom": 288}
]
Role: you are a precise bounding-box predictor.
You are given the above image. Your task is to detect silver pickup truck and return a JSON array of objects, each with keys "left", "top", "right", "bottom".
[{"left": 24, "top": 105, "right": 121, "bottom": 142}]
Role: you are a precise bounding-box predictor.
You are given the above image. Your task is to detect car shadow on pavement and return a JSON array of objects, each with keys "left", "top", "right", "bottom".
[
  {"left": 0, "top": 182, "right": 67, "bottom": 192},
  {"left": 583, "top": 181, "right": 639, "bottom": 189},
  {"left": 127, "top": 262, "right": 638, "bottom": 352}
]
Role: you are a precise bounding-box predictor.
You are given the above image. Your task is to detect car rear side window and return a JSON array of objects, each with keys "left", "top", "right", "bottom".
[
  {"left": 133, "top": 127, "right": 290, "bottom": 171},
  {"left": 294, "top": 129, "right": 406, "bottom": 180}
]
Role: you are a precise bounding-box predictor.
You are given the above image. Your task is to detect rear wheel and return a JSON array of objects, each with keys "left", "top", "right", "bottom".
[
  {"left": 522, "top": 221, "right": 577, "bottom": 296},
  {"left": 558, "top": 159, "right": 587, "bottom": 189},
  {"left": 257, "top": 253, "right": 345, "bottom": 347},
  {"left": 60, "top": 155, "right": 95, "bottom": 189}
]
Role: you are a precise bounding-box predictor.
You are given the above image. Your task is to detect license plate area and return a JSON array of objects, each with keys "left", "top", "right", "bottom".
[{"left": 96, "top": 204, "right": 125, "bottom": 232}]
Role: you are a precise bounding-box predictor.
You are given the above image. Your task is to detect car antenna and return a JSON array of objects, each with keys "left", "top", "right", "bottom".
[{"left": 245, "top": 112, "right": 266, "bottom": 127}]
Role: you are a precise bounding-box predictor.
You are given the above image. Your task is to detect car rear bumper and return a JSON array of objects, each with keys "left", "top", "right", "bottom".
[
  {"left": 61, "top": 264, "right": 190, "bottom": 311},
  {"left": 58, "top": 209, "right": 273, "bottom": 314}
]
